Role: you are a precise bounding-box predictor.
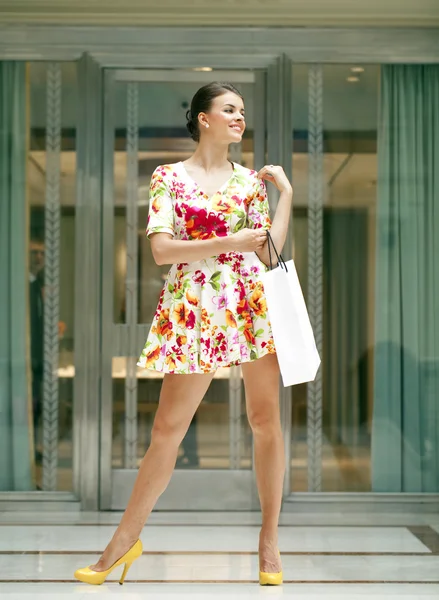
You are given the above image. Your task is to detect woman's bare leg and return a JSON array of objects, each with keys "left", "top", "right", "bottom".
[
  {"left": 92, "top": 371, "right": 214, "bottom": 571},
  {"left": 241, "top": 353, "right": 285, "bottom": 573}
]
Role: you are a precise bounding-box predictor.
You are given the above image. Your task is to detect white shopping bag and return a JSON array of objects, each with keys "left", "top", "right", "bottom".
[{"left": 261, "top": 234, "right": 321, "bottom": 387}]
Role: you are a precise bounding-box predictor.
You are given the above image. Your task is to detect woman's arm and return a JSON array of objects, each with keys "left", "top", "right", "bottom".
[
  {"left": 255, "top": 165, "right": 293, "bottom": 267},
  {"left": 150, "top": 234, "right": 229, "bottom": 265},
  {"left": 150, "top": 228, "right": 267, "bottom": 266}
]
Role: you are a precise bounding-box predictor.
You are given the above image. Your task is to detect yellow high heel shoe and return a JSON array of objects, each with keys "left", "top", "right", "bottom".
[
  {"left": 74, "top": 539, "right": 143, "bottom": 585},
  {"left": 259, "top": 550, "right": 283, "bottom": 586}
]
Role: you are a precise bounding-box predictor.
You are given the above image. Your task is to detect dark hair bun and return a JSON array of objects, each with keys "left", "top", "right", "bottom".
[
  {"left": 186, "top": 109, "right": 199, "bottom": 142},
  {"left": 185, "top": 82, "right": 243, "bottom": 143}
]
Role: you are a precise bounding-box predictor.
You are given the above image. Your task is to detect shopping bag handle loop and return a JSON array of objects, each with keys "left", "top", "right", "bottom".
[{"left": 266, "top": 230, "right": 288, "bottom": 272}]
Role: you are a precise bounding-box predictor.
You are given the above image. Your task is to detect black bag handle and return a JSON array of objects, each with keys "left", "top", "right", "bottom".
[{"left": 266, "top": 230, "right": 288, "bottom": 272}]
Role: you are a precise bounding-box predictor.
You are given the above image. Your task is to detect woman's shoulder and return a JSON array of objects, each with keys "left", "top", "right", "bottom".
[
  {"left": 152, "top": 163, "right": 182, "bottom": 178},
  {"left": 150, "top": 163, "right": 184, "bottom": 192},
  {"left": 233, "top": 163, "right": 265, "bottom": 194},
  {"left": 232, "top": 162, "right": 260, "bottom": 183}
]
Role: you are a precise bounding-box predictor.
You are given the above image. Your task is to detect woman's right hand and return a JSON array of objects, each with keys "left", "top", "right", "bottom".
[{"left": 229, "top": 228, "right": 267, "bottom": 253}]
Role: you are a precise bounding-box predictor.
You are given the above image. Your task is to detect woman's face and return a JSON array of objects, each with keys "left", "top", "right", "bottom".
[{"left": 199, "top": 91, "right": 246, "bottom": 144}]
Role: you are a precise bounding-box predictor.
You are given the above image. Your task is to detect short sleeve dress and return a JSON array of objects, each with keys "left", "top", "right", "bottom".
[{"left": 137, "top": 161, "right": 276, "bottom": 374}]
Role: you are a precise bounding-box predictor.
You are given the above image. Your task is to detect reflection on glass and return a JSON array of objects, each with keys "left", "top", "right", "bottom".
[
  {"left": 290, "top": 64, "right": 379, "bottom": 492},
  {"left": 28, "top": 62, "right": 77, "bottom": 491}
]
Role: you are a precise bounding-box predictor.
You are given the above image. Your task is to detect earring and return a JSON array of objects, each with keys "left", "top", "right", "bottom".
[{"left": 205, "top": 124, "right": 209, "bottom": 128}]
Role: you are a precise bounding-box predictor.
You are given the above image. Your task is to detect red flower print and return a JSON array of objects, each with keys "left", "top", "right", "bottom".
[
  {"left": 145, "top": 346, "right": 161, "bottom": 368},
  {"left": 186, "top": 310, "right": 196, "bottom": 330},
  {"left": 216, "top": 332, "right": 225, "bottom": 343},
  {"left": 185, "top": 206, "right": 228, "bottom": 240},
  {"left": 217, "top": 254, "right": 230, "bottom": 265},
  {"left": 211, "top": 195, "right": 236, "bottom": 214},
  {"left": 244, "top": 324, "right": 256, "bottom": 345},
  {"left": 249, "top": 284, "right": 267, "bottom": 317},
  {"left": 193, "top": 270, "right": 206, "bottom": 285},
  {"left": 232, "top": 260, "right": 242, "bottom": 274},
  {"left": 235, "top": 281, "right": 251, "bottom": 316},
  {"left": 177, "top": 335, "right": 188, "bottom": 347},
  {"left": 151, "top": 199, "right": 161, "bottom": 214},
  {"left": 237, "top": 299, "right": 248, "bottom": 316},
  {"left": 173, "top": 303, "right": 189, "bottom": 326},
  {"left": 226, "top": 310, "right": 237, "bottom": 328},
  {"left": 155, "top": 308, "right": 173, "bottom": 340},
  {"left": 165, "top": 353, "right": 177, "bottom": 371},
  {"left": 186, "top": 290, "right": 199, "bottom": 306},
  {"left": 237, "top": 280, "right": 246, "bottom": 301}
]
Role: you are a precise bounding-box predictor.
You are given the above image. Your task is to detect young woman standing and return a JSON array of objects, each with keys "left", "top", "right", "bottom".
[{"left": 74, "top": 81, "right": 293, "bottom": 586}]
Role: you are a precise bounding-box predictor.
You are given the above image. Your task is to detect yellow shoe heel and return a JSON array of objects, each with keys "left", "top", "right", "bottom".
[
  {"left": 74, "top": 539, "right": 143, "bottom": 586},
  {"left": 119, "top": 561, "right": 133, "bottom": 585}
]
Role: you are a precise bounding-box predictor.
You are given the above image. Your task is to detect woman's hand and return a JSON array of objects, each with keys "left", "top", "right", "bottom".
[
  {"left": 230, "top": 228, "right": 267, "bottom": 253},
  {"left": 258, "top": 165, "right": 293, "bottom": 195}
]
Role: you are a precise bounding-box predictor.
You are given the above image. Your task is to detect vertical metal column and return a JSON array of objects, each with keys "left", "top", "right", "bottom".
[
  {"left": 42, "top": 62, "right": 62, "bottom": 492},
  {"left": 253, "top": 70, "right": 266, "bottom": 172},
  {"left": 267, "top": 56, "right": 294, "bottom": 496},
  {"left": 73, "top": 54, "right": 103, "bottom": 510},
  {"left": 124, "top": 82, "right": 139, "bottom": 469},
  {"left": 307, "top": 65, "right": 324, "bottom": 492},
  {"left": 99, "top": 70, "right": 116, "bottom": 509}
]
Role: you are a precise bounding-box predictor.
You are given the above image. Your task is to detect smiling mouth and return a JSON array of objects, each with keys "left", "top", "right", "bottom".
[{"left": 230, "top": 126, "right": 243, "bottom": 133}]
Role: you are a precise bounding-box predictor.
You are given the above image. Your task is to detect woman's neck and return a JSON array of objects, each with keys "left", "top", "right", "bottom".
[{"left": 187, "top": 139, "right": 230, "bottom": 172}]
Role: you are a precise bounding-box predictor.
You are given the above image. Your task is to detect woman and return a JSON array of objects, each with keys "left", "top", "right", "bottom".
[{"left": 74, "top": 81, "right": 293, "bottom": 586}]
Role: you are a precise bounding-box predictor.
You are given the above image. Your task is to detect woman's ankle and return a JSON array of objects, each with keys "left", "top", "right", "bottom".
[
  {"left": 259, "top": 525, "right": 279, "bottom": 542},
  {"left": 111, "top": 532, "right": 139, "bottom": 553}
]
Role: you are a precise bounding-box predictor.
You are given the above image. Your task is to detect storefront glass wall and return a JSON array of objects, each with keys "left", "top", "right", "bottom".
[{"left": 0, "top": 52, "right": 438, "bottom": 503}]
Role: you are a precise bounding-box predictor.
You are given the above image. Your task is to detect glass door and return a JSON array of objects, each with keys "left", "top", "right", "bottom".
[{"left": 99, "top": 68, "right": 268, "bottom": 510}]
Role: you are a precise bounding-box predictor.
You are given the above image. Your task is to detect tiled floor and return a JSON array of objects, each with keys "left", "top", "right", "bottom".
[{"left": 1, "top": 511, "right": 439, "bottom": 599}]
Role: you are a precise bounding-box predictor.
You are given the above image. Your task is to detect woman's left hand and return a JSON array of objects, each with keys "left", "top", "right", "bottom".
[{"left": 258, "top": 165, "right": 293, "bottom": 195}]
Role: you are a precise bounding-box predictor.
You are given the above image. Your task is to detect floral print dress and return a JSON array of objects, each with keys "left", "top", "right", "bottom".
[{"left": 137, "top": 161, "right": 276, "bottom": 374}]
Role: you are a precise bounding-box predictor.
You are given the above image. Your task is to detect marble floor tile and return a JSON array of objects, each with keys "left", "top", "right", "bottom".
[
  {"left": 1, "top": 513, "right": 438, "bottom": 599},
  {"left": 0, "top": 553, "right": 438, "bottom": 583},
  {"left": 1, "top": 583, "right": 439, "bottom": 600},
  {"left": 2, "top": 583, "right": 439, "bottom": 600},
  {"left": 1, "top": 511, "right": 439, "bottom": 527},
  {"left": 0, "top": 525, "right": 429, "bottom": 553}
]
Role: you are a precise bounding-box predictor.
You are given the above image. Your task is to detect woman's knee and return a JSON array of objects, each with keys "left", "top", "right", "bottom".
[
  {"left": 247, "top": 401, "right": 281, "bottom": 435},
  {"left": 151, "top": 412, "right": 188, "bottom": 447}
]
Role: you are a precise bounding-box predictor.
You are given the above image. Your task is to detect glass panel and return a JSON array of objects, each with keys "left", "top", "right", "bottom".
[
  {"left": 28, "top": 62, "right": 77, "bottom": 491},
  {"left": 290, "top": 64, "right": 379, "bottom": 492},
  {"left": 321, "top": 65, "right": 378, "bottom": 492},
  {"left": 290, "top": 63, "right": 439, "bottom": 494},
  {"left": 110, "top": 77, "right": 256, "bottom": 471}
]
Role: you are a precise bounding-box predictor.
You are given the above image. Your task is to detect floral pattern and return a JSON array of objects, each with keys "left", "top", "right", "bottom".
[{"left": 137, "top": 161, "right": 276, "bottom": 374}]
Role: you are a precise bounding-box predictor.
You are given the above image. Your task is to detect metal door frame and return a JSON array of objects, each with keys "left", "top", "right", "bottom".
[{"left": 99, "top": 66, "right": 279, "bottom": 511}]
